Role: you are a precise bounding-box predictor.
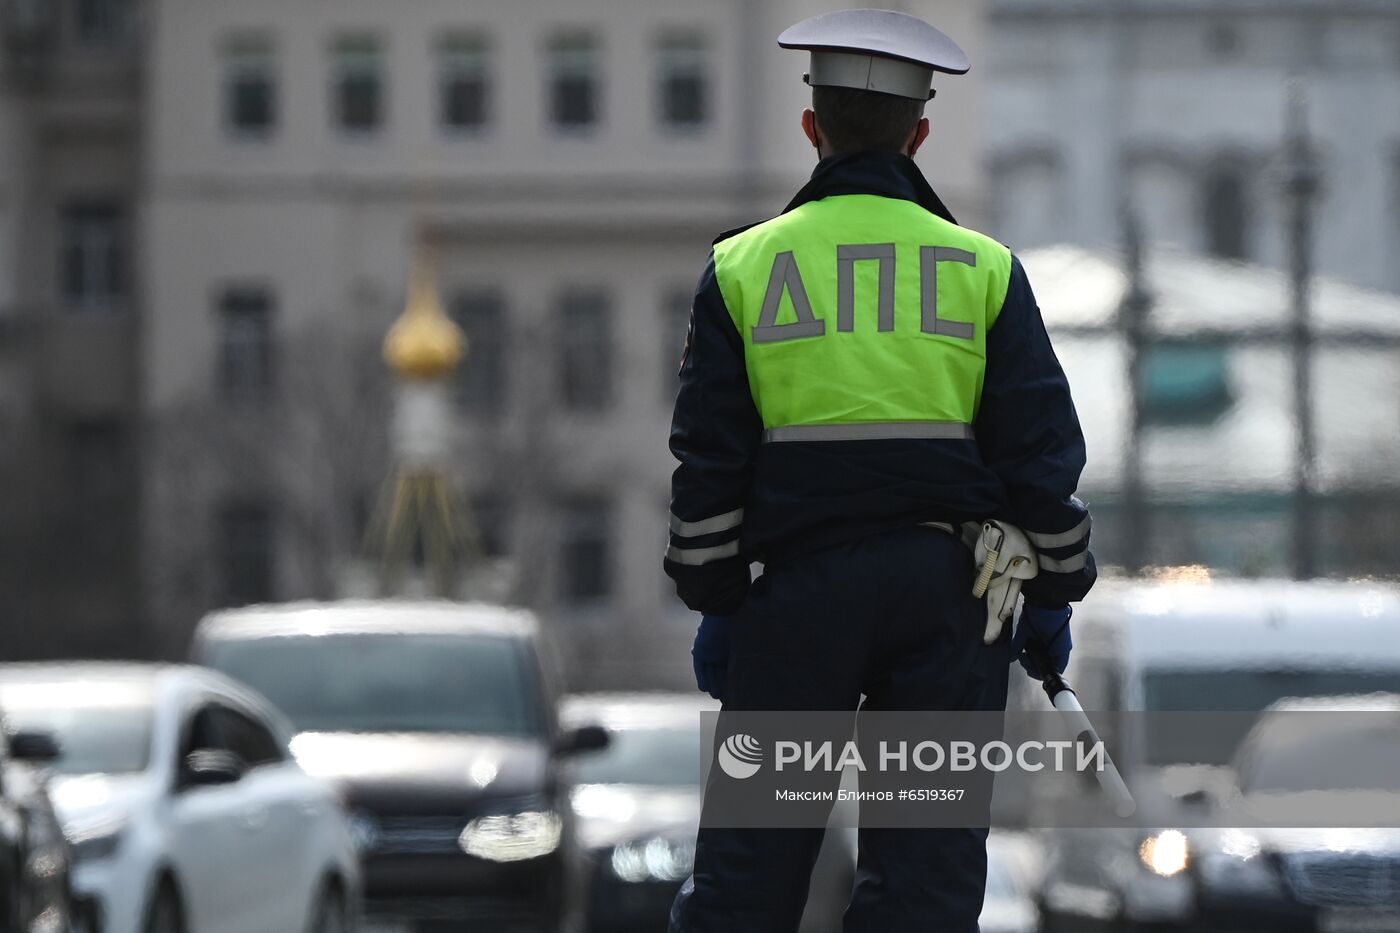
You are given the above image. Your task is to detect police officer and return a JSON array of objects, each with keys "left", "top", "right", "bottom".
[{"left": 664, "top": 10, "right": 1095, "bottom": 932}]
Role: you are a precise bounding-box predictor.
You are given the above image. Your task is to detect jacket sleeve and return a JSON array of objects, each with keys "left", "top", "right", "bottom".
[
  {"left": 664, "top": 253, "right": 764, "bottom": 614},
  {"left": 977, "top": 255, "right": 1097, "bottom": 608}
]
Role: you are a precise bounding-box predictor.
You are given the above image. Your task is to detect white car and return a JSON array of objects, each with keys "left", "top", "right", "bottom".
[{"left": 0, "top": 663, "right": 359, "bottom": 933}]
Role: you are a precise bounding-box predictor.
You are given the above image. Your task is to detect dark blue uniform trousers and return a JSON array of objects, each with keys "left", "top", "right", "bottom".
[{"left": 670, "top": 525, "right": 1013, "bottom": 933}]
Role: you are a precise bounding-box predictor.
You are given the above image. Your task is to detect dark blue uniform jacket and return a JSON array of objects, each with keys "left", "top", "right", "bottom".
[{"left": 665, "top": 152, "right": 1096, "bottom": 615}]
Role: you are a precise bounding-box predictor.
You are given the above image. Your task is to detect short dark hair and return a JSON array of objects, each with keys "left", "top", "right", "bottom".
[{"left": 812, "top": 85, "right": 926, "bottom": 155}]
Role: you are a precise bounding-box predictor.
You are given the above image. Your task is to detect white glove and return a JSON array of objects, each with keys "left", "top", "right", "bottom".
[{"left": 972, "top": 521, "right": 1039, "bottom": 644}]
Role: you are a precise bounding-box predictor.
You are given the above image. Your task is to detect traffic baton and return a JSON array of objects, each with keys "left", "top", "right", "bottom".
[{"left": 1030, "top": 644, "right": 1137, "bottom": 818}]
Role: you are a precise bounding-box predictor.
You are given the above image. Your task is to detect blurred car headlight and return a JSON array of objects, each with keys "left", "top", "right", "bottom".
[
  {"left": 571, "top": 783, "right": 638, "bottom": 823},
  {"left": 28, "top": 904, "right": 67, "bottom": 933},
  {"left": 22, "top": 808, "right": 68, "bottom": 877},
  {"left": 1139, "top": 830, "right": 1189, "bottom": 877},
  {"left": 1197, "top": 832, "right": 1282, "bottom": 896},
  {"left": 67, "top": 819, "right": 126, "bottom": 863},
  {"left": 458, "top": 810, "right": 562, "bottom": 862},
  {"left": 25, "top": 844, "right": 67, "bottom": 881},
  {"left": 610, "top": 836, "right": 695, "bottom": 884}
]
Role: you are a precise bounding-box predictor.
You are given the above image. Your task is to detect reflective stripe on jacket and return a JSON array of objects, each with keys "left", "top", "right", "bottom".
[{"left": 666, "top": 151, "right": 1095, "bottom": 613}]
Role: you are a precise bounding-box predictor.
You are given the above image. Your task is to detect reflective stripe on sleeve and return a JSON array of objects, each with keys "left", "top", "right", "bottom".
[
  {"left": 763, "top": 421, "right": 973, "bottom": 443},
  {"left": 669, "top": 508, "right": 744, "bottom": 538},
  {"left": 665, "top": 541, "right": 741, "bottom": 566},
  {"left": 1039, "top": 551, "right": 1089, "bottom": 574},
  {"left": 1026, "top": 514, "right": 1092, "bottom": 550}
]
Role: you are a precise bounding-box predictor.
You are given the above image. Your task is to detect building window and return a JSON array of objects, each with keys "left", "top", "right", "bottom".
[
  {"left": 558, "top": 288, "right": 612, "bottom": 411},
  {"left": 438, "top": 33, "right": 491, "bottom": 132},
  {"left": 657, "top": 32, "right": 709, "bottom": 130},
  {"left": 9, "top": 0, "right": 57, "bottom": 34},
  {"left": 59, "top": 201, "right": 126, "bottom": 311},
  {"left": 548, "top": 32, "right": 600, "bottom": 131},
  {"left": 218, "top": 499, "right": 273, "bottom": 607},
  {"left": 75, "top": 0, "right": 129, "bottom": 44},
  {"left": 1206, "top": 22, "right": 1240, "bottom": 60},
  {"left": 1140, "top": 344, "right": 1232, "bottom": 426},
  {"left": 559, "top": 497, "right": 611, "bottom": 602},
  {"left": 451, "top": 289, "right": 506, "bottom": 412},
  {"left": 217, "top": 286, "right": 275, "bottom": 402},
  {"left": 224, "top": 34, "right": 276, "bottom": 137},
  {"left": 332, "top": 35, "right": 384, "bottom": 134},
  {"left": 662, "top": 286, "right": 691, "bottom": 401},
  {"left": 1203, "top": 166, "right": 1250, "bottom": 261}
]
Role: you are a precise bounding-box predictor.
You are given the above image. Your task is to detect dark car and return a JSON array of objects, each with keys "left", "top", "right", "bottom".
[
  {"left": 1182, "top": 694, "right": 1400, "bottom": 933},
  {"left": 192, "top": 601, "right": 607, "bottom": 933},
  {"left": 1033, "top": 581, "right": 1400, "bottom": 933},
  {"left": 1, "top": 712, "right": 74, "bottom": 933},
  {"left": 561, "top": 692, "right": 854, "bottom": 933}
]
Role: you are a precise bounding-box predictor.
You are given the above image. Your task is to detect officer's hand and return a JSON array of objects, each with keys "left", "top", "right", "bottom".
[
  {"left": 1012, "top": 604, "right": 1072, "bottom": 679},
  {"left": 691, "top": 614, "right": 732, "bottom": 701}
]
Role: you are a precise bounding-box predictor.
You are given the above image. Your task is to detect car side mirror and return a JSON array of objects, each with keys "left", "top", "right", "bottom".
[
  {"left": 554, "top": 724, "right": 610, "bottom": 757},
  {"left": 7, "top": 730, "right": 61, "bottom": 764},
  {"left": 1167, "top": 767, "right": 1231, "bottom": 809},
  {"left": 182, "top": 749, "right": 245, "bottom": 788},
  {"left": 1176, "top": 787, "right": 1213, "bottom": 808}
]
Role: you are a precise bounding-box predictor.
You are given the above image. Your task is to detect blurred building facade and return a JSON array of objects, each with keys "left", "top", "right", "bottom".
[
  {"left": 7, "top": 0, "right": 1400, "bottom": 680},
  {"left": 1027, "top": 243, "right": 1400, "bottom": 578},
  {"left": 0, "top": 0, "right": 142, "bottom": 657},
  {"left": 986, "top": 0, "right": 1400, "bottom": 294},
  {"left": 124, "top": 0, "right": 987, "bottom": 685}
]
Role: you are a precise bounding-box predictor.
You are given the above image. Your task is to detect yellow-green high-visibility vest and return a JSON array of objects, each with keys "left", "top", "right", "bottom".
[{"left": 712, "top": 194, "right": 1013, "bottom": 441}]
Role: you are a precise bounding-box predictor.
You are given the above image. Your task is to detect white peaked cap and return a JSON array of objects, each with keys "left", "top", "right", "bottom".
[{"left": 778, "top": 8, "right": 970, "bottom": 101}]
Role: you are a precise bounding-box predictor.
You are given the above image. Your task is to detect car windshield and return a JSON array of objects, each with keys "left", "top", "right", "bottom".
[
  {"left": 0, "top": 683, "right": 152, "bottom": 775},
  {"left": 202, "top": 633, "right": 542, "bottom": 737},
  {"left": 1144, "top": 669, "right": 1400, "bottom": 713},
  {"left": 1239, "top": 717, "right": 1400, "bottom": 794},
  {"left": 571, "top": 725, "right": 701, "bottom": 786},
  {"left": 1141, "top": 669, "right": 1400, "bottom": 765}
]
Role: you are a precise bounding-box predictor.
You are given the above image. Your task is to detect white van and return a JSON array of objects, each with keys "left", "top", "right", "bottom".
[
  {"left": 1033, "top": 578, "right": 1400, "bottom": 933},
  {"left": 1065, "top": 579, "right": 1400, "bottom": 712}
]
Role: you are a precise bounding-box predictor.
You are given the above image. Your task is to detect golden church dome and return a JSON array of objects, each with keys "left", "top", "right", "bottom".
[{"left": 384, "top": 245, "right": 466, "bottom": 380}]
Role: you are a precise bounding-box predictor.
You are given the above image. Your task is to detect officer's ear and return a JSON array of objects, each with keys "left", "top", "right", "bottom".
[
  {"left": 801, "top": 109, "right": 822, "bottom": 153},
  {"left": 907, "top": 117, "right": 931, "bottom": 158}
]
